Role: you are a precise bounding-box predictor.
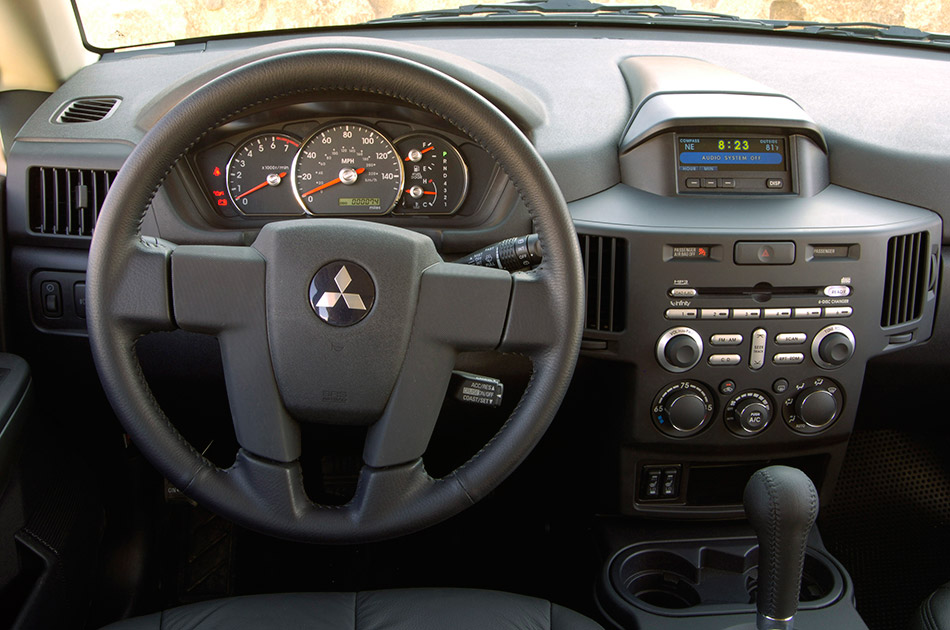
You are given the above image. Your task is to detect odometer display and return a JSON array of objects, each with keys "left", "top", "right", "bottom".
[
  {"left": 339, "top": 197, "right": 381, "bottom": 207},
  {"left": 292, "top": 123, "right": 403, "bottom": 215}
]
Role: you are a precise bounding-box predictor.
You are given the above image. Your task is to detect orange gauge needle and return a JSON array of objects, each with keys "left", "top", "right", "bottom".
[
  {"left": 406, "top": 189, "right": 437, "bottom": 195},
  {"left": 404, "top": 146, "right": 435, "bottom": 161},
  {"left": 302, "top": 168, "right": 365, "bottom": 197},
  {"left": 234, "top": 172, "right": 286, "bottom": 200}
]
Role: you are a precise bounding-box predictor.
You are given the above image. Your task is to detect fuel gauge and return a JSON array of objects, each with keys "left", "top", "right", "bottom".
[{"left": 394, "top": 134, "right": 468, "bottom": 215}]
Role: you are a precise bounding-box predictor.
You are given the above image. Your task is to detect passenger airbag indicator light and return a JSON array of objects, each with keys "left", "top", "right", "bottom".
[{"left": 671, "top": 246, "right": 711, "bottom": 260}]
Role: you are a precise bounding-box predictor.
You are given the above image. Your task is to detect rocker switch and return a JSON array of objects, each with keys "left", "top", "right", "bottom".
[
  {"left": 41, "top": 281, "right": 63, "bottom": 318},
  {"left": 750, "top": 328, "right": 767, "bottom": 370}
]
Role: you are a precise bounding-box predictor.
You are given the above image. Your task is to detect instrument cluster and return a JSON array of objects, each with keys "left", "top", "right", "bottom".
[{"left": 191, "top": 105, "right": 485, "bottom": 221}]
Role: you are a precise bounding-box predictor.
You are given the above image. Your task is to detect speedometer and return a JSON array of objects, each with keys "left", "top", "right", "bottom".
[{"left": 292, "top": 123, "right": 404, "bottom": 216}]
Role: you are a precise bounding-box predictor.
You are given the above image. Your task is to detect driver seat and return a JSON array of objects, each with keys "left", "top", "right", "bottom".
[{"left": 101, "top": 588, "right": 605, "bottom": 630}]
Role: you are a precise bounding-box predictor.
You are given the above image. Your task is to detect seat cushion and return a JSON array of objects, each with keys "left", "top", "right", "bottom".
[
  {"left": 101, "top": 588, "right": 604, "bottom": 630},
  {"left": 913, "top": 583, "right": 950, "bottom": 630}
]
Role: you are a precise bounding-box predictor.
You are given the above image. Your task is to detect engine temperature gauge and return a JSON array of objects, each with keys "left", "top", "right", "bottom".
[{"left": 394, "top": 133, "right": 468, "bottom": 214}]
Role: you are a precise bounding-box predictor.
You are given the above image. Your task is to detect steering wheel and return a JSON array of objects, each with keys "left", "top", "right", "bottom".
[{"left": 87, "top": 49, "right": 584, "bottom": 543}]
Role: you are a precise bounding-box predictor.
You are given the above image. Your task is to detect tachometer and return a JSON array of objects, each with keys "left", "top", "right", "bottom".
[
  {"left": 226, "top": 133, "right": 303, "bottom": 216},
  {"left": 292, "top": 123, "right": 404, "bottom": 215}
]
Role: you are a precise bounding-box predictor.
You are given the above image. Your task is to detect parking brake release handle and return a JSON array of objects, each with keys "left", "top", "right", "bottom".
[{"left": 743, "top": 466, "right": 819, "bottom": 630}]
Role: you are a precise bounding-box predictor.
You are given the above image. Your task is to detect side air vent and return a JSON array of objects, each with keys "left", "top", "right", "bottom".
[
  {"left": 579, "top": 234, "right": 626, "bottom": 333},
  {"left": 29, "top": 167, "right": 117, "bottom": 236},
  {"left": 881, "top": 231, "right": 929, "bottom": 327},
  {"left": 55, "top": 97, "right": 120, "bottom": 123}
]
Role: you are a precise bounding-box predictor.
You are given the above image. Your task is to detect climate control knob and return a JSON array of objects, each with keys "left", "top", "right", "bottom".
[
  {"left": 782, "top": 377, "right": 844, "bottom": 434},
  {"left": 725, "top": 390, "right": 773, "bottom": 436},
  {"left": 657, "top": 327, "right": 704, "bottom": 372},
  {"left": 652, "top": 380, "right": 714, "bottom": 437},
  {"left": 812, "top": 325, "right": 855, "bottom": 369},
  {"left": 796, "top": 389, "right": 839, "bottom": 428}
]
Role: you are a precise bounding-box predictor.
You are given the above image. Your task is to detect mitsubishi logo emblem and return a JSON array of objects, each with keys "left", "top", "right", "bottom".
[{"left": 309, "top": 261, "right": 375, "bottom": 326}]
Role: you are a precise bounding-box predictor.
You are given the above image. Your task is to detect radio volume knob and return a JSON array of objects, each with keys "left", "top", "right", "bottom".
[{"left": 657, "top": 327, "right": 704, "bottom": 372}]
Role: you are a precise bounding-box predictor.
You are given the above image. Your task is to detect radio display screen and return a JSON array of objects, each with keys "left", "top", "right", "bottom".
[{"left": 677, "top": 136, "right": 787, "bottom": 172}]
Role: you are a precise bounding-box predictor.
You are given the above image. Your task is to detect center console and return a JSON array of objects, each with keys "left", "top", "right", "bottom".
[{"left": 572, "top": 56, "right": 942, "bottom": 629}]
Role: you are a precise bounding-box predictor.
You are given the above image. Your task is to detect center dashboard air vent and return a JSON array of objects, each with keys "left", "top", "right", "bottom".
[
  {"left": 579, "top": 234, "right": 626, "bottom": 333},
  {"left": 54, "top": 97, "right": 120, "bottom": 123},
  {"left": 28, "top": 167, "right": 116, "bottom": 237}
]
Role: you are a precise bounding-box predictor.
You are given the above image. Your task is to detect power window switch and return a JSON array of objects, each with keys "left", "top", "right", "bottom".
[
  {"left": 41, "top": 281, "right": 63, "bottom": 317},
  {"left": 661, "top": 468, "right": 681, "bottom": 498}
]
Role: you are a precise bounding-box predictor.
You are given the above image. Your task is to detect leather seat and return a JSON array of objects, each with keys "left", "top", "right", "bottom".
[
  {"left": 101, "top": 588, "right": 605, "bottom": 630},
  {"left": 913, "top": 582, "right": 950, "bottom": 630}
]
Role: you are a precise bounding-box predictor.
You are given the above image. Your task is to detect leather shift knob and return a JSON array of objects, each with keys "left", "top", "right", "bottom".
[{"left": 744, "top": 466, "right": 819, "bottom": 628}]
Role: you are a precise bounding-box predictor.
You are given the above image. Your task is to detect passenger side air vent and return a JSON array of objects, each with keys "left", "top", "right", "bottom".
[
  {"left": 881, "top": 231, "right": 929, "bottom": 327},
  {"left": 55, "top": 97, "right": 120, "bottom": 123},
  {"left": 28, "top": 167, "right": 117, "bottom": 237},
  {"left": 579, "top": 234, "right": 626, "bottom": 332}
]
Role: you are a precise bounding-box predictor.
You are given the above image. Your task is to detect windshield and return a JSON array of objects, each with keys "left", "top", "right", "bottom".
[{"left": 74, "top": 0, "right": 950, "bottom": 50}]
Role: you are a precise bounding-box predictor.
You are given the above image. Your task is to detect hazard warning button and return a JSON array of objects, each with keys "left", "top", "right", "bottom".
[{"left": 734, "top": 241, "right": 796, "bottom": 265}]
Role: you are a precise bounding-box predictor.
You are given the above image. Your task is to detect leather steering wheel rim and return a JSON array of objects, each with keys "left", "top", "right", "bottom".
[{"left": 87, "top": 48, "right": 585, "bottom": 543}]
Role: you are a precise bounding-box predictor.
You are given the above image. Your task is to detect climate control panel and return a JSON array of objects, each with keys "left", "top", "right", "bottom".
[{"left": 651, "top": 376, "right": 843, "bottom": 440}]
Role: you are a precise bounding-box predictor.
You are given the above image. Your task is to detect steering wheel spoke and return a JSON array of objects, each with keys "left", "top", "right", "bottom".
[
  {"left": 497, "top": 270, "right": 561, "bottom": 355},
  {"left": 89, "top": 236, "right": 176, "bottom": 334},
  {"left": 364, "top": 262, "right": 511, "bottom": 468},
  {"left": 172, "top": 245, "right": 300, "bottom": 463}
]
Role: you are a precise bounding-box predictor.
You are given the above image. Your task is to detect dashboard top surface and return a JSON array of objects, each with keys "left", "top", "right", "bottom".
[{"left": 10, "top": 26, "right": 950, "bottom": 232}]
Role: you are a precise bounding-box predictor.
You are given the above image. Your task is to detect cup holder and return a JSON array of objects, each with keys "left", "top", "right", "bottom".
[
  {"left": 608, "top": 537, "right": 844, "bottom": 617},
  {"left": 628, "top": 573, "right": 701, "bottom": 609}
]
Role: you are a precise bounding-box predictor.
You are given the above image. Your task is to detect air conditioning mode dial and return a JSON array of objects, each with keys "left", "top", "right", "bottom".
[{"left": 782, "top": 376, "right": 844, "bottom": 434}]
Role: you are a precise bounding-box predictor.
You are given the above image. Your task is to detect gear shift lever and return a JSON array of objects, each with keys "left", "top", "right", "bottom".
[{"left": 743, "top": 466, "right": 819, "bottom": 630}]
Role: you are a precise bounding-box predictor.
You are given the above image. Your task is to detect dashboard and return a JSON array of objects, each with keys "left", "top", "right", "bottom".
[{"left": 4, "top": 25, "right": 949, "bottom": 523}]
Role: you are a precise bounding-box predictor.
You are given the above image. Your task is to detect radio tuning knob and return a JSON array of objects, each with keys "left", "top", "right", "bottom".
[{"left": 812, "top": 325, "right": 855, "bottom": 369}]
